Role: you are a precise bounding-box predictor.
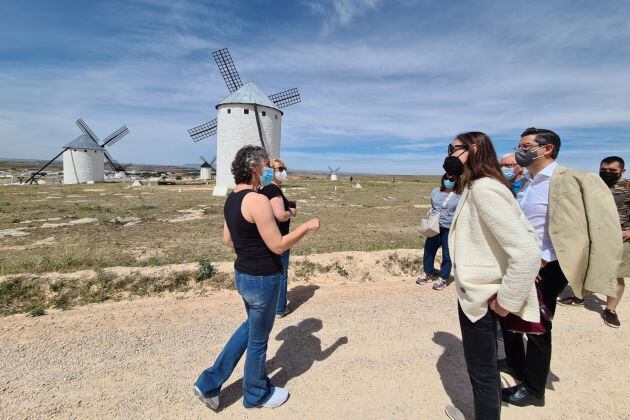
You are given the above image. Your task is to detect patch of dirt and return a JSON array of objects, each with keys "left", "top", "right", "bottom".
[
  {"left": 0, "top": 236, "right": 55, "bottom": 251},
  {"left": 40, "top": 218, "right": 99, "bottom": 228},
  {"left": 162, "top": 208, "right": 206, "bottom": 223},
  {"left": 0, "top": 228, "right": 30, "bottom": 238},
  {"left": 111, "top": 216, "right": 141, "bottom": 227}
]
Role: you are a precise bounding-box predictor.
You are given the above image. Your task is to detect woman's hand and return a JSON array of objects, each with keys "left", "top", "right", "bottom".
[
  {"left": 488, "top": 295, "right": 509, "bottom": 317},
  {"left": 306, "top": 218, "right": 320, "bottom": 231},
  {"left": 289, "top": 207, "right": 297, "bottom": 218}
]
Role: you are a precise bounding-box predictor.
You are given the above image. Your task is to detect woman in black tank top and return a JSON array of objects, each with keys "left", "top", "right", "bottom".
[{"left": 194, "top": 145, "right": 320, "bottom": 411}]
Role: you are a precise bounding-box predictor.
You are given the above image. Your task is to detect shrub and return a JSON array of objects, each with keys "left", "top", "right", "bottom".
[
  {"left": 196, "top": 256, "right": 217, "bottom": 282},
  {"left": 30, "top": 307, "right": 46, "bottom": 317}
]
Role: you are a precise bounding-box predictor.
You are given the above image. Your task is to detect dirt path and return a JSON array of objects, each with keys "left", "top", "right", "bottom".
[{"left": 1, "top": 266, "right": 628, "bottom": 419}]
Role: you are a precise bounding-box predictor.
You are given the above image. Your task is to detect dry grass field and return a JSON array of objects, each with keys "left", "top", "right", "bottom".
[{"left": 0, "top": 175, "right": 438, "bottom": 315}]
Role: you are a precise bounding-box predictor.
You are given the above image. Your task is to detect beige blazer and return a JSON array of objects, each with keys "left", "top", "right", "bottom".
[
  {"left": 547, "top": 165, "right": 622, "bottom": 298},
  {"left": 449, "top": 177, "right": 541, "bottom": 322}
]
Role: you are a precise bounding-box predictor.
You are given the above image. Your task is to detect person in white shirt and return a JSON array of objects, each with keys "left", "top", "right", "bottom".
[{"left": 501, "top": 127, "right": 622, "bottom": 408}]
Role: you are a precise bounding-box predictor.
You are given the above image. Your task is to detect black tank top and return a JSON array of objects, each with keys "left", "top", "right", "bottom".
[{"left": 224, "top": 189, "right": 282, "bottom": 276}]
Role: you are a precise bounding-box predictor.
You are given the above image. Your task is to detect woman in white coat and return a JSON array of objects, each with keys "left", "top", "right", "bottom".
[{"left": 442, "top": 132, "right": 540, "bottom": 420}]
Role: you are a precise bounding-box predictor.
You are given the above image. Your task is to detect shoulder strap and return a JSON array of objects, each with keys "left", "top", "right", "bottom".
[{"left": 441, "top": 192, "right": 454, "bottom": 207}]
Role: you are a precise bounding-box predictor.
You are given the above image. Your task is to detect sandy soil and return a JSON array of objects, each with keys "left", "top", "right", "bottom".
[{"left": 1, "top": 252, "right": 628, "bottom": 419}]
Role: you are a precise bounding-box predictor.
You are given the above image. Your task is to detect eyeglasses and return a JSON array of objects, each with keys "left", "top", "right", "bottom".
[
  {"left": 276, "top": 166, "right": 286, "bottom": 171},
  {"left": 448, "top": 144, "right": 469, "bottom": 155},
  {"left": 514, "top": 142, "right": 540, "bottom": 152},
  {"left": 501, "top": 163, "right": 518, "bottom": 168}
]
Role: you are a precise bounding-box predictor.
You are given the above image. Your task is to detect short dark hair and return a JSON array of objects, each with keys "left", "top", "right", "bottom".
[
  {"left": 520, "top": 127, "right": 561, "bottom": 159},
  {"left": 601, "top": 156, "right": 625, "bottom": 170},
  {"left": 231, "top": 145, "right": 268, "bottom": 184}
]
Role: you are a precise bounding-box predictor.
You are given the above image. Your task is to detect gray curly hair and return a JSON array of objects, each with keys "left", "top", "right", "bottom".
[{"left": 231, "top": 145, "right": 269, "bottom": 184}]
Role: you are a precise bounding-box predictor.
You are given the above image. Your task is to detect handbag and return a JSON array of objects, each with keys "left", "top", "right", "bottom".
[
  {"left": 418, "top": 192, "right": 453, "bottom": 237},
  {"left": 501, "top": 286, "right": 550, "bottom": 335}
]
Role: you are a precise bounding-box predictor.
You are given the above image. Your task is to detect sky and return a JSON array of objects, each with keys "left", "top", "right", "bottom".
[{"left": 0, "top": 0, "right": 629, "bottom": 175}]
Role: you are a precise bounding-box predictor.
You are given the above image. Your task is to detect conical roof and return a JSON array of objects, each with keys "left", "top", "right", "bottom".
[
  {"left": 216, "top": 81, "right": 282, "bottom": 114},
  {"left": 200, "top": 161, "right": 211, "bottom": 168},
  {"left": 63, "top": 134, "right": 103, "bottom": 150}
]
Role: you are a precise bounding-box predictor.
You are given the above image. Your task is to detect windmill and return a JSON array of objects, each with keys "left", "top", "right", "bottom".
[
  {"left": 199, "top": 155, "right": 216, "bottom": 180},
  {"left": 328, "top": 166, "right": 341, "bottom": 181},
  {"left": 25, "top": 118, "right": 130, "bottom": 185},
  {"left": 188, "top": 48, "right": 301, "bottom": 196}
]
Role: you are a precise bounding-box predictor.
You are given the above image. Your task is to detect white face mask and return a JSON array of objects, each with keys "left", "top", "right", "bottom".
[{"left": 276, "top": 170, "right": 287, "bottom": 182}]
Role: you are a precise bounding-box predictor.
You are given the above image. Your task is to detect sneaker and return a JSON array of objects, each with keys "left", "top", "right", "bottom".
[
  {"left": 444, "top": 405, "right": 465, "bottom": 420},
  {"left": 602, "top": 308, "right": 621, "bottom": 328},
  {"left": 194, "top": 385, "right": 219, "bottom": 411},
  {"left": 260, "top": 387, "right": 289, "bottom": 408},
  {"left": 432, "top": 279, "right": 447, "bottom": 291},
  {"left": 416, "top": 273, "right": 432, "bottom": 285},
  {"left": 557, "top": 296, "right": 584, "bottom": 306}
]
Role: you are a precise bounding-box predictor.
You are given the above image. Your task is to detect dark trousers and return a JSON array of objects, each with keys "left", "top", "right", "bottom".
[
  {"left": 502, "top": 261, "right": 568, "bottom": 398},
  {"left": 459, "top": 304, "right": 501, "bottom": 420}
]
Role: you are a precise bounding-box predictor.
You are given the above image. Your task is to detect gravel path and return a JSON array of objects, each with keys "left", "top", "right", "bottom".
[{"left": 1, "top": 271, "right": 628, "bottom": 419}]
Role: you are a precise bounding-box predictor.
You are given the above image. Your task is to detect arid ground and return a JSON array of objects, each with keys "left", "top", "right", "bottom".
[{"left": 1, "top": 177, "right": 628, "bottom": 418}]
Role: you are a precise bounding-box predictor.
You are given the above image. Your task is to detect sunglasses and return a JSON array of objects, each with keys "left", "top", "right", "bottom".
[
  {"left": 448, "top": 144, "right": 469, "bottom": 155},
  {"left": 276, "top": 166, "right": 286, "bottom": 171}
]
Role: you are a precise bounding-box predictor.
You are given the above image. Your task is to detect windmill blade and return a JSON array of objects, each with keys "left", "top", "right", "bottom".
[
  {"left": 328, "top": 166, "right": 333, "bottom": 172},
  {"left": 212, "top": 48, "right": 243, "bottom": 93},
  {"left": 103, "top": 150, "right": 123, "bottom": 172},
  {"left": 75, "top": 118, "right": 100, "bottom": 145},
  {"left": 269, "top": 88, "right": 301, "bottom": 108},
  {"left": 25, "top": 150, "right": 65, "bottom": 185},
  {"left": 335, "top": 167, "right": 340, "bottom": 172},
  {"left": 199, "top": 155, "right": 209, "bottom": 164},
  {"left": 101, "top": 126, "right": 129, "bottom": 147},
  {"left": 188, "top": 119, "right": 217, "bottom": 142},
  {"left": 210, "top": 156, "right": 216, "bottom": 169}
]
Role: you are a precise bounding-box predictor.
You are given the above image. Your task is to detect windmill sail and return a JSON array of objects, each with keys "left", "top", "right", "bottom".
[
  {"left": 188, "top": 119, "right": 217, "bottom": 142},
  {"left": 269, "top": 88, "right": 301, "bottom": 108},
  {"left": 212, "top": 48, "right": 243, "bottom": 93}
]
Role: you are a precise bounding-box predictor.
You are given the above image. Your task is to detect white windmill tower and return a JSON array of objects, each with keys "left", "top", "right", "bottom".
[
  {"left": 328, "top": 166, "right": 341, "bottom": 181},
  {"left": 199, "top": 155, "right": 216, "bottom": 180},
  {"left": 188, "top": 48, "right": 301, "bottom": 196},
  {"left": 26, "top": 118, "right": 130, "bottom": 185}
]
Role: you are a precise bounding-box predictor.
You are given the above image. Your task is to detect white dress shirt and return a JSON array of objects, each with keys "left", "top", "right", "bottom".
[{"left": 517, "top": 161, "right": 558, "bottom": 262}]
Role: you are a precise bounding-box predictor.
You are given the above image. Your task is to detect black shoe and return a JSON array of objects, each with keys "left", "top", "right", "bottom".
[
  {"left": 501, "top": 385, "right": 519, "bottom": 402},
  {"left": 504, "top": 384, "right": 545, "bottom": 407},
  {"left": 497, "top": 358, "right": 522, "bottom": 381}
]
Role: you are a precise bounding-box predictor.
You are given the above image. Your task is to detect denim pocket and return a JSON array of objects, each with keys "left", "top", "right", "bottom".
[{"left": 235, "top": 273, "right": 264, "bottom": 302}]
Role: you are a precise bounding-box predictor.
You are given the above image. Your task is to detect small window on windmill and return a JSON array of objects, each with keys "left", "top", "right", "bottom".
[
  {"left": 244, "top": 109, "right": 249, "bottom": 114},
  {"left": 261, "top": 111, "right": 266, "bottom": 117},
  {"left": 275, "top": 114, "right": 278, "bottom": 120},
  {"left": 84, "top": 150, "right": 87, "bottom": 152},
  {"left": 227, "top": 109, "right": 231, "bottom": 114}
]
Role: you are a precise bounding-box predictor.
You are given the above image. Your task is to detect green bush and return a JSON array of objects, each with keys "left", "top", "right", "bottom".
[{"left": 196, "top": 256, "right": 217, "bottom": 282}]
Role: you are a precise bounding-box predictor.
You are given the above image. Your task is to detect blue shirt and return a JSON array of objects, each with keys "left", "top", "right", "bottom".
[
  {"left": 512, "top": 177, "right": 526, "bottom": 194},
  {"left": 430, "top": 187, "right": 461, "bottom": 228}
]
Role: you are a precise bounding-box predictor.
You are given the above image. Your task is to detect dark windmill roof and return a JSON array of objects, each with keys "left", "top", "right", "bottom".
[
  {"left": 200, "top": 162, "right": 212, "bottom": 168},
  {"left": 63, "top": 134, "right": 103, "bottom": 151},
  {"left": 216, "top": 81, "right": 282, "bottom": 114}
]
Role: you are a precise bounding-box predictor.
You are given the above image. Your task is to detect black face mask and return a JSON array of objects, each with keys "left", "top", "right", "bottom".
[
  {"left": 443, "top": 156, "right": 464, "bottom": 176},
  {"left": 599, "top": 171, "right": 621, "bottom": 187}
]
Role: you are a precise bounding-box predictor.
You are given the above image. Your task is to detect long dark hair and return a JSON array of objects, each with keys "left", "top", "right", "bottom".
[
  {"left": 455, "top": 132, "right": 514, "bottom": 194},
  {"left": 439, "top": 173, "right": 463, "bottom": 194}
]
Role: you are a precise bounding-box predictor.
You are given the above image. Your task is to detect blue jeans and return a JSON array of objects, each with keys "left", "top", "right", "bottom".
[
  {"left": 276, "top": 250, "right": 290, "bottom": 315},
  {"left": 423, "top": 226, "right": 452, "bottom": 280},
  {"left": 195, "top": 271, "right": 281, "bottom": 408}
]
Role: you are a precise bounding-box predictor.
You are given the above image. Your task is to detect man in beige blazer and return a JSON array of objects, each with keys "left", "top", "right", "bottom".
[{"left": 501, "top": 128, "right": 622, "bottom": 407}]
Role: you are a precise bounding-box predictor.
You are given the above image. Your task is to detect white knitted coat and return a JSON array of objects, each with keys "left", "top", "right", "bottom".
[{"left": 448, "top": 177, "right": 541, "bottom": 322}]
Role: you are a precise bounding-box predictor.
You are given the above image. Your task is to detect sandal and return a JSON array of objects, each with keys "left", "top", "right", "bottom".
[{"left": 416, "top": 273, "right": 432, "bottom": 285}]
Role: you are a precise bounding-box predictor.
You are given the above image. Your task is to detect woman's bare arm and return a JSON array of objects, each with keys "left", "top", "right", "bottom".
[
  {"left": 223, "top": 221, "right": 233, "bottom": 248},
  {"left": 270, "top": 196, "right": 291, "bottom": 222},
  {"left": 244, "top": 194, "right": 318, "bottom": 254}
]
